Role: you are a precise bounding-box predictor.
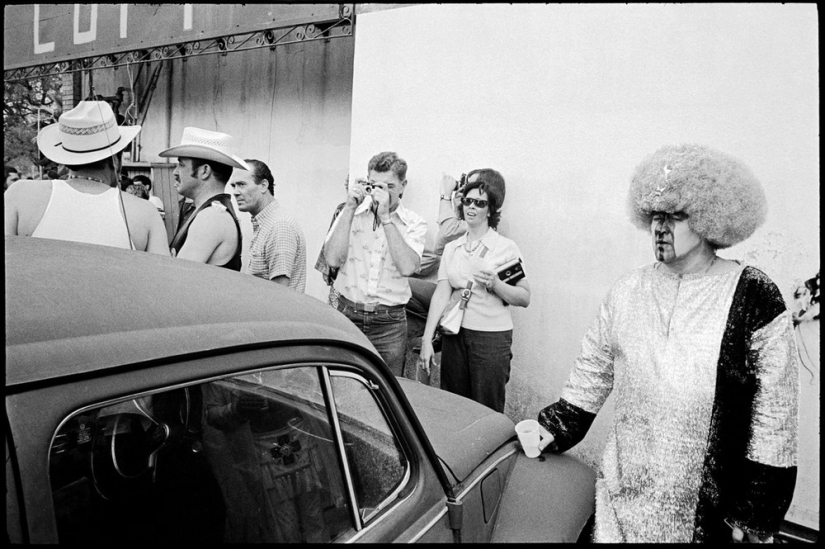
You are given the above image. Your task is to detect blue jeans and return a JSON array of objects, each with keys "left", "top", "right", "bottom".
[
  {"left": 336, "top": 302, "right": 408, "bottom": 377},
  {"left": 440, "top": 328, "right": 513, "bottom": 413}
]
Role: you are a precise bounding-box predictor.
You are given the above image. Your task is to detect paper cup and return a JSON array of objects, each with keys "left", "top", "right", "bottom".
[{"left": 515, "top": 419, "right": 548, "bottom": 458}]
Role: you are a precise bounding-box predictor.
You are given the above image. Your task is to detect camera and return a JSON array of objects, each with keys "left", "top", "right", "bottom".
[
  {"left": 356, "top": 177, "right": 373, "bottom": 194},
  {"left": 457, "top": 173, "right": 468, "bottom": 193}
]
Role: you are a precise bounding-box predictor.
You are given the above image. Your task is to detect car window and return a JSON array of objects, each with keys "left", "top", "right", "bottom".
[
  {"left": 201, "top": 368, "right": 352, "bottom": 542},
  {"left": 48, "top": 364, "right": 411, "bottom": 543},
  {"left": 330, "top": 372, "right": 409, "bottom": 522}
]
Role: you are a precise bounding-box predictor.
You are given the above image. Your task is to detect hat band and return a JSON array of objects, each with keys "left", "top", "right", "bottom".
[
  {"left": 59, "top": 117, "right": 116, "bottom": 136},
  {"left": 58, "top": 135, "right": 122, "bottom": 154}
]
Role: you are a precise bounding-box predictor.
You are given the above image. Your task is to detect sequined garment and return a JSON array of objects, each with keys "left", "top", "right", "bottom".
[{"left": 539, "top": 264, "right": 798, "bottom": 543}]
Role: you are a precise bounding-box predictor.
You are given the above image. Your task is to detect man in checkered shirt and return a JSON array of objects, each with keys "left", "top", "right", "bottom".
[{"left": 230, "top": 159, "right": 306, "bottom": 292}]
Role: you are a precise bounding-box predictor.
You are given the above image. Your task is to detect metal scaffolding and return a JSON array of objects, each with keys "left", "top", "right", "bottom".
[{"left": 3, "top": 7, "right": 354, "bottom": 83}]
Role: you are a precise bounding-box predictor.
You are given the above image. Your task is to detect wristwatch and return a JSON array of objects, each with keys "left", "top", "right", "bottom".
[{"left": 440, "top": 194, "right": 452, "bottom": 201}]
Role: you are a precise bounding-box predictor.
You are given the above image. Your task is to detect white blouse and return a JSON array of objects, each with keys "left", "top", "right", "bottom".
[{"left": 438, "top": 228, "right": 525, "bottom": 331}]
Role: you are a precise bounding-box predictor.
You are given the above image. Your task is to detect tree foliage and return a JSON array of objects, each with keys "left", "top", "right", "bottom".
[{"left": 3, "top": 76, "right": 64, "bottom": 174}]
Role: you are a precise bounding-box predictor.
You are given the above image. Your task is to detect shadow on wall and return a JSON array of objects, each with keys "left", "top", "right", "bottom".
[
  {"left": 793, "top": 270, "right": 820, "bottom": 325},
  {"left": 792, "top": 270, "right": 819, "bottom": 383}
]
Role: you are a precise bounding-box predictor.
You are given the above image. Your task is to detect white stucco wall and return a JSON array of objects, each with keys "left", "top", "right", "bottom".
[{"left": 348, "top": 3, "right": 819, "bottom": 527}]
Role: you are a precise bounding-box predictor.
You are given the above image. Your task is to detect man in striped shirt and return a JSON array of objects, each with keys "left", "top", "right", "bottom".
[{"left": 230, "top": 159, "right": 306, "bottom": 292}]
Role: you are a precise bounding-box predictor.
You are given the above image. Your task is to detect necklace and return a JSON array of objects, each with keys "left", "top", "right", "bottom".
[
  {"left": 67, "top": 174, "right": 110, "bottom": 186},
  {"left": 464, "top": 239, "right": 482, "bottom": 254}
]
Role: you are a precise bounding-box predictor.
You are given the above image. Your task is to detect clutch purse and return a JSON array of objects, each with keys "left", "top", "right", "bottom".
[{"left": 497, "top": 258, "right": 525, "bottom": 286}]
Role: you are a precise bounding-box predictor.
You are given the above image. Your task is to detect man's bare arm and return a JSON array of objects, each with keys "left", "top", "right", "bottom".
[
  {"left": 176, "top": 208, "right": 231, "bottom": 264},
  {"left": 145, "top": 212, "right": 171, "bottom": 255},
  {"left": 4, "top": 189, "right": 19, "bottom": 235}
]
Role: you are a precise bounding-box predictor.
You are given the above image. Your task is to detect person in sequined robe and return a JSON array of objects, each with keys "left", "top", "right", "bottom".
[{"left": 537, "top": 144, "right": 799, "bottom": 543}]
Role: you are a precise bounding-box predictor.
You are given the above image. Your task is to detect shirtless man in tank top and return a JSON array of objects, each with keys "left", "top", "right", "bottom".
[{"left": 4, "top": 101, "right": 168, "bottom": 254}]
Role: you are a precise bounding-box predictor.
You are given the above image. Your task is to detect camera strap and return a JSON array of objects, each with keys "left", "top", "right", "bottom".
[
  {"left": 371, "top": 203, "right": 380, "bottom": 231},
  {"left": 459, "top": 246, "right": 488, "bottom": 309}
]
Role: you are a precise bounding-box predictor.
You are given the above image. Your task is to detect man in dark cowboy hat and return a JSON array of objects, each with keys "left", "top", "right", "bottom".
[
  {"left": 160, "top": 127, "right": 248, "bottom": 271},
  {"left": 4, "top": 101, "right": 168, "bottom": 254}
]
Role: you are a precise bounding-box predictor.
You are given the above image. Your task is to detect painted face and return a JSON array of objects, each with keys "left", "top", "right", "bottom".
[
  {"left": 230, "top": 169, "right": 267, "bottom": 213},
  {"left": 173, "top": 157, "right": 200, "bottom": 198},
  {"left": 368, "top": 169, "right": 405, "bottom": 211},
  {"left": 461, "top": 187, "right": 490, "bottom": 227},
  {"left": 651, "top": 211, "right": 703, "bottom": 263}
]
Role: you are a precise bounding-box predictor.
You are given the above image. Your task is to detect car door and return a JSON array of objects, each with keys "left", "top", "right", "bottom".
[
  {"left": 11, "top": 346, "right": 456, "bottom": 543},
  {"left": 396, "top": 377, "right": 597, "bottom": 543},
  {"left": 437, "top": 433, "right": 596, "bottom": 543}
]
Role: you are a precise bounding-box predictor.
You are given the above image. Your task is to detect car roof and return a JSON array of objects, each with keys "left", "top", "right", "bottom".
[{"left": 5, "top": 236, "right": 379, "bottom": 387}]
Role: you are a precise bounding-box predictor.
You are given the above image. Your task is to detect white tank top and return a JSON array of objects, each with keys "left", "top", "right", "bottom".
[{"left": 32, "top": 180, "right": 134, "bottom": 249}]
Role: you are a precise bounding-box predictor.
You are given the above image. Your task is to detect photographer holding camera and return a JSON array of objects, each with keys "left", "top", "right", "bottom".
[
  {"left": 323, "top": 152, "right": 428, "bottom": 376},
  {"left": 419, "top": 169, "right": 530, "bottom": 413},
  {"left": 417, "top": 173, "right": 470, "bottom": 278}
]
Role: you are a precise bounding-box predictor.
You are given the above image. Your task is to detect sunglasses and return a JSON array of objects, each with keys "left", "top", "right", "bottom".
[{"left": 461, "top": 197, "right": 489, "bottom": 208}]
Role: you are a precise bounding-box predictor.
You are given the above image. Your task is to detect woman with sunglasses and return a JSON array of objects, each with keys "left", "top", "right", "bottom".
[{"left": 419, "top": 169, "right": 530, "bottom": 412}]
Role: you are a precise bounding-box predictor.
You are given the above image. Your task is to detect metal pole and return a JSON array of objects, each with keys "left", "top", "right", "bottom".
[{"left": 37, "top": 108, "right": 42, "bottom": 179}]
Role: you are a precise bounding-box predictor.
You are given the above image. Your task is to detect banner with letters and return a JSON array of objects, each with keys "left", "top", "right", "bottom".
[{"left": 3, "top": 4, "right": 341, "bottom": 71}]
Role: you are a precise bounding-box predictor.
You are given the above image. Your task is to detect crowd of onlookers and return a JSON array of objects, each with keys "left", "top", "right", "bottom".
[{"left": 3, "top": 99, "right": 803, "bottom": 543}]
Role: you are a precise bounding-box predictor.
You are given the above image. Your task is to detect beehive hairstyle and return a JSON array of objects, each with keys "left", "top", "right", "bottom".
[
  {"left": 458, "top": 168, "right": 505, "bottom": 230},
  {"left": 627, "top": 144, "right": 767, "bottom": 249}
]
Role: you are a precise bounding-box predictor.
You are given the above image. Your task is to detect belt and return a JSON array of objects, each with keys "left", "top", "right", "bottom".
[{"left": 337, "top": 294, "right": 406, "bottom": 313}]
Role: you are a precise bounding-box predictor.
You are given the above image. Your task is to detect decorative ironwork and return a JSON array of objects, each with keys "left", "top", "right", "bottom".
[{"left": 4, "top": 15, "right": 354, "bottom": 83}]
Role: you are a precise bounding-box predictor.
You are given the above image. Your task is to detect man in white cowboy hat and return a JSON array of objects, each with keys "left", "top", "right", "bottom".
[
  {"left": 160, "top": 127, "right": 248, "bottom": 271},
  {"left": 4, "top": 101, "right": 169, "bottom": 254}
]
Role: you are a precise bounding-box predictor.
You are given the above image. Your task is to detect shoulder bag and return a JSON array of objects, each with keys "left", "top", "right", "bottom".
[{"left": 438, "top": 246, "right": 488, "bottom": 335}]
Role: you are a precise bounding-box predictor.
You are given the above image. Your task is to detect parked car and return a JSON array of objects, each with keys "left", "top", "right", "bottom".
[{"left": 5, "top": 235, "right": 596, "bottom": 543}]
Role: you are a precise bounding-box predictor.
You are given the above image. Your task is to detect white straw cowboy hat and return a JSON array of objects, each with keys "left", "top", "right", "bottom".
[
  {"left": 159, "top": 127, "right": 250, "bottom": 170},
  {"left": 37, "top": 101, "right": 141, "bottom": 165}
]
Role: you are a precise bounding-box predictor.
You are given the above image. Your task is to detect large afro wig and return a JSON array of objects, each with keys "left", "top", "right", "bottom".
[{"left": 627, "top": 144, "right": 768, "bottom": 249}]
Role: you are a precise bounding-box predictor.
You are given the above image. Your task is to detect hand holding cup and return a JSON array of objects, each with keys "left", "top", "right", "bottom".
[{"left": 515, "top": 419, "right": 553, "bottom": 458}]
